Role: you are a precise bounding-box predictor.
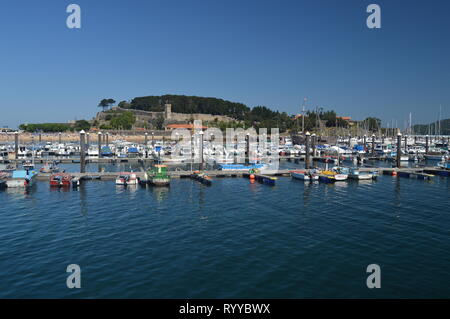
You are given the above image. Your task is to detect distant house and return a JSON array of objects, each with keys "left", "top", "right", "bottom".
[
  {"left": 165, "top": 123, "right": 208, "bottom": 131},
  {"left": 337, "top": 116, "right": 352, "bottom": 121}
]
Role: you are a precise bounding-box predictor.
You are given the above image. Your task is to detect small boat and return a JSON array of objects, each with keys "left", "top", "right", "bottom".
[
  {"left": 148, "top": 165, "right": 170, "bottom": 186},
  {"left": 40, "top": 161, "right": 59, "bottom": 173},
  {"left": 319, "top": 168, "right": 348, "bottom": 182},
  {"left": 0, "top": 163, "right": 15, "bottom": 173},
  {"left": 191, "top": 172, "right": 213, "bottom": 186},
  {"left": 115, "top": 172, "right": 138, "bottom": 186},
  {"left": 6, "top": 170, "right": 36, "bottom": 188},
  {"left": 437, "top": 161, "right": 450, "bottom": 170},
  {"left": 22, "top": 160, "right": 35, "bottom": 170},
  {"left": 348, "top": 168, "right": 377, "bottom": 180},
  {"left": 50, "top": 173, "right": 73, "bottom": 187},
  {"left": 291, "top": 169, "right": 319, "bottom": 181}
]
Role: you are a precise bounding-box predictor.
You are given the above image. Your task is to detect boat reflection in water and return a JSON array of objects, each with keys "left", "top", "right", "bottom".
[{"left": 150, "top": 185, "right": 170, "bottom": 203}]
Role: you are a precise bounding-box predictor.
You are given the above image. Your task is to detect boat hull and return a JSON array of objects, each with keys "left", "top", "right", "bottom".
[{"left": 149, "top": 178, "right": 170, "bottom": 186}]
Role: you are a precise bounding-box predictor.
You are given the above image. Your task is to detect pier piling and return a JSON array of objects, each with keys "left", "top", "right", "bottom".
[
  {"left": 14, "top": 132, "right": 19, "bottom": 164},
  {"left": 305, "top": 131, "right": 310, "bottom": 169},
  {"left": 371, "top": 134, "right": 375, "bottom": 155},
  {"left": 86, "top": 133, "right": 90, "bottom": 148},
  {"left": 80, "top": 130, "right": 86, "bottom": 173},
  {"left": 58, "top": 132, "right": 62, "bottom": 144},
  {"left": 396, "top": 132, "right": 402, "bottom": 168},
  {"left": 425, "top": 135, "right": 429, "bottom": 154},
  {"left": 98, "top": 132, "right": 102, "bottom": 159},
  {"left": 199, "top": 131, "right": 204, "bottom": 170},
  {"left": 245, "top": 133, "right": 250, "bottom": 165},
  {"left": 312, "top": 133, "right": 316, "bottom": 157},
  {"left": 144, "top": 133, "right": 148, "bottom": 158}
]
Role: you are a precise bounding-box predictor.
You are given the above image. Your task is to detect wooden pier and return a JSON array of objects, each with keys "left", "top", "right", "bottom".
[{"left": 33, "top": 166, "right": 449, "bottom": 182}]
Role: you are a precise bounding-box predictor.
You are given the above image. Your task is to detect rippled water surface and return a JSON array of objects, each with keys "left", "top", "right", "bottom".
[{"left": 1, "top": 163, "right": 449, "bottom": 298}]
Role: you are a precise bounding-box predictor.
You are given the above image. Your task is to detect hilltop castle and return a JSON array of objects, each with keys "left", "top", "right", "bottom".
[{"left": 95, "top": 103, "right": 235, "bottom": 130}]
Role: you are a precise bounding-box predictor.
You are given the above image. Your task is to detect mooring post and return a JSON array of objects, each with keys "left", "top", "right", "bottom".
[
  {"left": 199, "top": 131, "right": 204, "bottom": 170},
  {"left": 191, "top": 133, "right": 195, "bottom": 167},
  {"left": 80, "top": 130, "right": 86, "bottom": 173},
  {"left": 311, "top": 133, "right": 316, "bottom": 158},
  {"left": 425, "top": 135, "right": 429, "bottom": 154},
  {"left": 106, "top": 132, "right": 109, "bottom": 147},
  {"left": 151, "top": 131, "right": 155, "bottom": 149},
  {"left": 372, "top": 134, "right": 375, "bottom": 155},
  {"left": 38, "top": 133, "right": 42, "bottom": 143},
  {"left": 396, "top": 132, "right": 402, "bottom": 168},
  {"left": 245, "top": 132, "right": 250, "bottom": 165},
  {"left": 305, "top": 131, "right": 310, "bottom": 169},
  {"left": 14, "top": 131, "right": 19, "bottom": 164},
  {"left": 86, "top": 132, "right": 90, "bottom": 148},
  {"left": 58, "top": 132, "right": 62, "bottom": 144},
  {"left": 98, "top": 132, "right": 102, "bottom": 159},
  {"left": 382, "top": 135, "right": 385, "bottom": 145},
  {"left": 144, "top": 132, "right": 148, "bottom": 158},
  {"left": 348, "top": 134, "right": 351, "bottom": 147}
]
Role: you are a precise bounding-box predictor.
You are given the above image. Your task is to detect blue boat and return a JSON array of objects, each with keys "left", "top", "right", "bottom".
[
  {"left": 101, "top": 146, "right": 113, "bottom": 157},
  {"left": 437, "top": 161, "right": 450, "bottom": 169},
  {"left": 127, "top": 147, "right": 140, "bottom": 158},
  {"left": 6, "top": 170, "right": 37, "bottom": 188}
]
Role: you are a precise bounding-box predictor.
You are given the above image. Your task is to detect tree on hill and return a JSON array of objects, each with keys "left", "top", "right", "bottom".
[
  {"left": 110, "top": 111, "right": 135, "bottom": 130},
  {"left": 98, "top": 98, "right": 116, "bottom": 111},
  {"left": 74, "top": 120, "right": 91, "bottom": 132}
]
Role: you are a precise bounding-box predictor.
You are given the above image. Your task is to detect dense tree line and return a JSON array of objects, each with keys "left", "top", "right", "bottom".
[
  {"left": 98, "top": 95, "right": 387, "bottom": 134},
  {"left": 123, "top": 95, "right": 250, "bottom": 120},
  {"left": 19, "top": 120, "right": 91, "bottom": 133}
]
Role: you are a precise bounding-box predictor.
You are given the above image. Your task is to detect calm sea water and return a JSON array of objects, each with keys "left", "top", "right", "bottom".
[{"left": 0, "top": 161, "right": 449, "bottom": 298}]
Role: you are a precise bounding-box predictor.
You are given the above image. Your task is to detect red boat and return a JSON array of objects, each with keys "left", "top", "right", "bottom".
[{"left": 50, "top": 173, "right": 73, "bottom": 187}]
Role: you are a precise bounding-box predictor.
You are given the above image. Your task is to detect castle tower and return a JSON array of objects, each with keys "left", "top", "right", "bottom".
[{"left": 165, "top": 103, "right": 172, "bottom": 120}]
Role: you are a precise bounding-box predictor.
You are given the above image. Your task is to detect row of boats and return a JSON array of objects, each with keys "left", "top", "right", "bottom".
[{"left": 290, "top": 167, "right": 377, "bottom": 182}]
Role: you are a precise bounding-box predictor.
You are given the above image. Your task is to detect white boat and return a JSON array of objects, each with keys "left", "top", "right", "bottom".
[
  {"left": 6, "top": 170, "right": 36, "bottom": 188},
  {"left": 22, "top": 160, "right": 35, "bottom": 170},
  {"left": 348, "top": 168, "right": 377, "bottom": 180},
  {"left": 332, "top": 167, "right": 349, "bottom": 181},
  {"left": 115, "top": 172, "right": 138, "bottom": 185},
  {"left": 291, "top": 170, "right": 319, "bottom": 181}
]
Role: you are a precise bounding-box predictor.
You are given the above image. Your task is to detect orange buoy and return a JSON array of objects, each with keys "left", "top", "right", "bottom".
[
  {"left": 391, "top": 171, "right": 397, "bottom": 176},
  {"left": 249, "top": 174, "right": 255, "bottom": 180}
]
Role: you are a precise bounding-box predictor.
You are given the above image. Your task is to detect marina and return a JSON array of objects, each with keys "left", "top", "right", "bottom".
[{"left": 2, "top": 0, "right": 450, "bottom": 300}]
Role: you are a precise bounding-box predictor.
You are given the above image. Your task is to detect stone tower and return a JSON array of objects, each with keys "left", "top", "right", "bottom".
[{"left": 165, "top": 103, "right": 172, "bottom": 120}]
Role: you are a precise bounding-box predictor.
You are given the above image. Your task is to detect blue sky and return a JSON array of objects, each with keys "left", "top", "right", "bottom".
[{"left": 1, "top": 0, "right": 449, "bottom": 128}]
